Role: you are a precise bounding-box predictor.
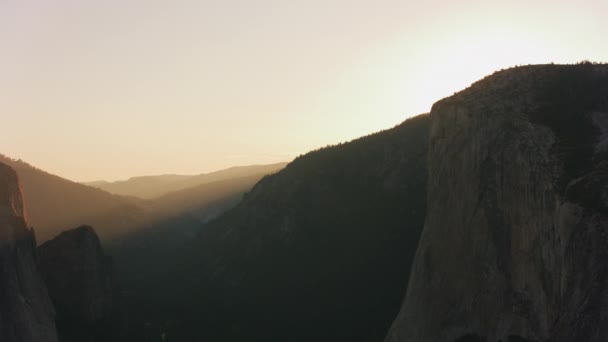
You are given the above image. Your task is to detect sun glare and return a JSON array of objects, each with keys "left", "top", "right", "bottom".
[{"left": 1, "top": 0, "right": 607, "bottom": 181}]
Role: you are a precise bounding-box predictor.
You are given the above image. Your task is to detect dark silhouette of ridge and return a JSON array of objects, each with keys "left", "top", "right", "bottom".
[
  {"left": 0, "top": 162, "right": 58, "bottom": 342},
  {"left": 125, "top": 114, "right": 429, "bottom": 341}
]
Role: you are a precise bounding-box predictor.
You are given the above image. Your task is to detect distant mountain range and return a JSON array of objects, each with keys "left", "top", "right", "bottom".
[
  {"left": 84, "top": 163, "right": 288, "bottom": 199},
  {"left": 0, "top": 154, "right": 285, "bottom": 242}
]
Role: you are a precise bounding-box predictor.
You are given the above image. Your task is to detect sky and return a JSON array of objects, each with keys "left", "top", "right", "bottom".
[{"left": 1, "top": 0, "right": 608, "bottom": 182}]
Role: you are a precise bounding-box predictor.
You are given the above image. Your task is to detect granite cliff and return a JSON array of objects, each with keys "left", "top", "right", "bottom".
[
  {"left": 0, "top": 162, "right": 58, "bottom": 342},
  {"left": 38, "top": 225, "right": 120, "bottom": 342},
  {"left": 386, "top": 64, "right": 608, "bottom": 342}
]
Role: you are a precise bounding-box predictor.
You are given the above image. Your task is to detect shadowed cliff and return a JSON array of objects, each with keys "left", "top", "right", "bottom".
[
  {"left": 38, "top": 225, "right": 121, "bottom": 342},
  {"left": 0, "top": 162, "right": 58, "bottom": 342}
]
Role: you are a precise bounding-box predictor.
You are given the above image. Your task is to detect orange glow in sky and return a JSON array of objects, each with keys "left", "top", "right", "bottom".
[{"left": 1, "top": 0, "right": 607, "bottom": 181}]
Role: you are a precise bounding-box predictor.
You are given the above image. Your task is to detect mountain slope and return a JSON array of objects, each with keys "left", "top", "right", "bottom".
[
  {"left": 0, "top": 155, "right": 146, "bottom": 242},
  {"left": 386, "top": 64, "right": 608, "bottom": 342},
  {"left": 149, "top": 173, "right": 277, "bottom": 220},
  {"left": 140, "top": 114, "right": 429, "bottom": 341},
  {"left": 0, "top": 155, "right": 284, "bottom": 243},
  {"left": 107, "top": 173, "right": 279, "bottom": 301},
  {"left": 86, "top": 163, "right": 287, "bottom": 199},
  {"left": 0, "top": 162, "right": 58, "bottom": 342}
]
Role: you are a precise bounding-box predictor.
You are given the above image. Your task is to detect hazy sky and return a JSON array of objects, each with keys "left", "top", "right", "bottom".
[{"left": 2, "top": 0, "right": 607, "bottom": 181}]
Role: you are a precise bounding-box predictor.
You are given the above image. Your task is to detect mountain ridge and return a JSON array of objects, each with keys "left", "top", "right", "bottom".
[
  {"left": 0, "top": 154, "right": 285, "bottom": 242},
  {"left": 132, "top": 114, "right": 429, "bottom": 341},
  {"left": 84, "top": 163, "right": 288, "bottom": 199}
]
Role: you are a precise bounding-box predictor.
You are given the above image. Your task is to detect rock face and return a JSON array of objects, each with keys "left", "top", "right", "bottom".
[
  {"left": 0, "top": 162, "right": 58, "bottom": 342},
  {"left": 38, "top": 225, "right": 119, "bottom": 342},
  {"left": 386, "top": 64, "right": 608, "bottom": 342}
]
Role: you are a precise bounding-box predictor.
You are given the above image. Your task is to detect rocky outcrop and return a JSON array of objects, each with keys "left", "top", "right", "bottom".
[
  {"left": 0, "top": 162, "right": 58, "bottom": 342},
  {"left": 38, "top": 225, "right": 120, "bottom": 342},
  {"left": 386, "top": 64, "right": 608, "bottom": 342}
]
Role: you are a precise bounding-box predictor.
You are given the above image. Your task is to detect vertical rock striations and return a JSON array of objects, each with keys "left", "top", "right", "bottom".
[
  {"left": 38, "top": 225, "right": 120, "bottom": 342},
  {"left": 0, "top": 162, "right": 58, "bottom": 342},
  {"left": 386, "top": 64, "right": 608, "bottom": 342}
]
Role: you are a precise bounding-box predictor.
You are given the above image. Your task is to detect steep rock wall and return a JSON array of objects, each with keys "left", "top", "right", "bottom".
[
  {"left": 386, "top": 64, "right": 608, "bottom": 342},
  {"left": 38, "top": 225, "right": 120, "bottom": 341},
  {"left": 0, "top": 162, "right": 58, "bottom": 342}
]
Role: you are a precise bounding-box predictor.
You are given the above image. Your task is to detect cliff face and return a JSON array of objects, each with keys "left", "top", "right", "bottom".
[
  {"left": 386, "top": 64, "right": 608, "bottom": 342},
  {"left": 0, "top": 162, "right": 58, "bottom": 342},
  {"left": 38, "top": 225, "right": 120, "bottom": 342}
]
